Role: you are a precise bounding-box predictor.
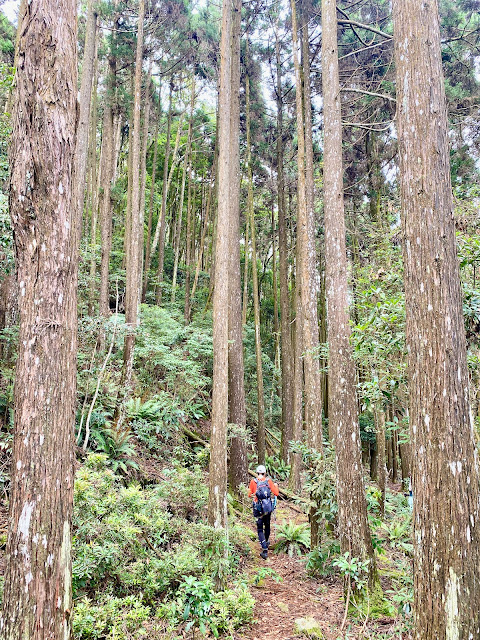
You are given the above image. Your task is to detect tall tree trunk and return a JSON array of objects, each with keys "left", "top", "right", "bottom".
[
  {"left": 289, "top": 248, "right": 304, "bottom": 493},
  {"left": 142, "top": 87, "right": 161, "bottom": 302},
  {"left": 227, "top": 0, "right": 248, "bottom": 492},
  {"left": 208, "top": 0, "right": 233, "bottom": 528},
  {"left": 291, "top": 0, "right": 323, "bottom": 453},
  {"left": 191, "top": 162, "right": 215, "bottom": 301},
  {"left": 393, "top": 0, "right": 480, "bottom": 634},
  {"left": 88, "top": 46, "right": 99, "bottom": 316},
  {"left": 98, "top": 58, "right": 116, "bottom": 321},
  {"left": 123, "top": 0, "right": 145, "bottom": 377},
  {"left": 242, "top": 213, "right": 249, "bottom": 326},
  {"left": 1, "top": 0, "right": 78, "bottom": 636},
  {"left": 374, "top": 405, "right": 386, "bottom": 517},
  {"left": 170, "top": 125, "right": 190, "bottom": 303},
  {"left": 246, "top": 59, "right": 265, "bottom": 466},
  {"left": 138, "top": 66, "right": 152, "bottom": 283},
  {"left": 321, "top": 0, "right": 376, "bottom": 588},
  {"left": 156, "top": 80, "right": 176, "bottom": 306},
  {"left": 276, "top": 26, "right": 295, "bottom": 463},
  {"left": 184, "top": 153, "right": 194, "bottom": 322},
  {"left": 75, "top": 0, "right": 98, "bottom": 242}
]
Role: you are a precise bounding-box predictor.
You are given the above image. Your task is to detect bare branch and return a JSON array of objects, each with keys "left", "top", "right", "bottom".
[
  {"left": 341, "top": 86, "right": 396, "bottom": 103},
  {"left": 337, "top": 18, "right": 392, "bottom": 40}
]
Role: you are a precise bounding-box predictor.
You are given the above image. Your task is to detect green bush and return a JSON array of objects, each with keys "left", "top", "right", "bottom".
[
  {"left": 157, "top": 579, "right": 254, "bottom": 638},
  {"left": 306, "top": 538, "right": 341, "bottom": 577},
  {"left": 73, "top": 454, "right": 241, "bottom": 610},
  {"left": 73, "top": 595, "right": 150, "bottom": 640}
]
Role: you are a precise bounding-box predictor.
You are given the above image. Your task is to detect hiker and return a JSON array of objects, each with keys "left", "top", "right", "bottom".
[{"left": 249, "top": 465, "right": 279, "bottom": 559}]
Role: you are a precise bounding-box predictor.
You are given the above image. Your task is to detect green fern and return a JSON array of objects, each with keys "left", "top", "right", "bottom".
[{"left": 274, "top": 522, "right": 310, "bottom": 557}]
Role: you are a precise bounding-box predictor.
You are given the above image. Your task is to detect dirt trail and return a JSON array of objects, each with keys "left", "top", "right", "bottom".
[
  {"left": 236, "top": 502, "right": 346, "bottom": 640},
  {"left": 235, "top": 502, "right": 398, "bottom": 640}
]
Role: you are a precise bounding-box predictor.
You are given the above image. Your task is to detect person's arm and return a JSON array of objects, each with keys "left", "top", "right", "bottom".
[
  {"left": 269, "top": 478, "right": 279, "bottom": 497},
  {"left": 248, "top": 479, "right": 257, "bottom": 498}
]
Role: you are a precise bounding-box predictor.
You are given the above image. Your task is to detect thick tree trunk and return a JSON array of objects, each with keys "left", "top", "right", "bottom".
[
  {"left": 123, "top": 0, "right": 145, "bottom": 376},
  {"left": 393, "top": 0, "right": 480, "bottom": 635},
  {"left": 0, "top": 0, "right": 78, "bottom": 637},
  {"left": 227, "top": 0, "right": 248, "bottom": 492},
  {"left": 321, "top": 0, "right": 376, "bottom": 588},
  {"left": 291, "top": 0, "right": 323, "bottom": 453},
  {"left": 276, "top": 29, "right": 295, "bottom": 463},
  {"left": 208, "top": 0, "right": 232, "bottom": 528}
]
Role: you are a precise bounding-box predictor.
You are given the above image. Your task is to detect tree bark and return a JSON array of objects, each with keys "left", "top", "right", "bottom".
[
  {"left": 87, "top": 45, "right": 99, "bottom": 316},
  {"left": 208, "top": 0, "right": 233, "bottom": 529},
  {"left": 191, "top": 162, "right": 215, "bottom": 301},
  {"left": 321, "top": 0, "right": 376, "bottom": 587},
  {"left": 138, "top": 65, "right": 152, "bottom": 292},
  {"left": 374, "top": 405, "right": 386, "bottom": 517},
  {"left": 183, "top": 165, "right": 193, "bottom": 320},
  {"left": 1, "top": 0, "right": 78, "bottom": 636},
  {"left": 289, "top": 247, "right": 304, "bottom": 494},
  {"left": 142, "top": 87, "right": 161, "bottom": 302},
  {"left": 74, "top": 0, "right": 98, "bottom": 243},
  {"left": 246, "top": 57, "right": 265, "bottom": 466},
  {"left": 227, "top": 0, "right": 248, "bottom": 493},
  {"left": 171, "top": 121, "right": 190, "bottom": 303},
  {"left": 157, "top": 80, "right": 177, "bottom": 306},
  {"left": 123, "top": 0, "right": 145, "bottom": 377},
  {"left": 276, "top": 26, "right": 295, "bottom": 463},
  {"left": 98, "top": 52, "right": 116, "bottom": 321},
  {"left": 291, "top": 0, "right": 323, "bottom": 453},
  {"left": 393, "top": 0, "right": 480, "bottom": 635}
]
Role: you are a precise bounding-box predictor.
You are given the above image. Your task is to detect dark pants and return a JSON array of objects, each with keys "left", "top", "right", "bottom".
[{"left": 256, "top": 513, "right": 271, "bottom": 550}]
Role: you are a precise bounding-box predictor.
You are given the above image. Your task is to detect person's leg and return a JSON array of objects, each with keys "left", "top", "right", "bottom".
[
  {"left": 256, "top": 517, "right": 267, "bottom": 549},
  {"left": 264, "top": 513, "right": 271, "bottom": 545}
]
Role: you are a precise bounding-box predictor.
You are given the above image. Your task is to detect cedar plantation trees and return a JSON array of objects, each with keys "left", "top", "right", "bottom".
[{"left": 0, "top": 0, "right": 480, "bottom": 639}]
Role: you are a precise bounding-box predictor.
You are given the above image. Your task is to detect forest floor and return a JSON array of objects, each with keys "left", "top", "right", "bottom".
[{"left": 236, "top": 501, "right": 402, "bottom": 640}]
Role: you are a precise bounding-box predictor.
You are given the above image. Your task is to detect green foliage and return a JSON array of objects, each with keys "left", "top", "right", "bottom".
[
  {"left": 293, "top": 442, "right": 338, "bottom": 526},
  {"left": 265, "top": 453, "right": 290, "bottom": 481},
  {"left": 127, "top": 393, "right": 184, "bottom": 454},
  {"left": 274, "top": 522, "right": 310, "bottom": 557},
  {"left": 73, "top": 455, "right": 238, "bottom": 606},
  {"left": 157, "top": 580, "right": 254, "bottom": 638},
  {"left": 135, "top": 305, "right": 212, "bottom": 416},
  {"left": 306, "top": 539, "right": 341, "bottom": 577},
  {"left": 93, "top": 424, "right": 139, "bottom": 475},
  {"left": 332, "top": 553, "right": 371, "bottom": 593},
  {"left": 180, "top": 576, "right": 216, "bottom": 636},
  {"left": 252, "top": 566, "right": 283, "bottom": 586},
  {"left": 73, "top": 595, "right": 151, "bottom": 640}
]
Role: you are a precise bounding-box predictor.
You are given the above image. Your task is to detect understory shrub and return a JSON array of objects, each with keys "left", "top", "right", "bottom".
[
  {"left": 73, "top": 454, "right": 251, "bottom": 635},
  {"left": 73, "top": 595, "right": 151, "bottom": 640}
]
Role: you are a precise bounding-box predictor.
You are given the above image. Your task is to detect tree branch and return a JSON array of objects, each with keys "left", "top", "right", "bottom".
[
  {"left": 341, "top": 86, "right": 396, "bottom": 103},
  {"left": 337, "top": 18, "right": 392, "bottom": 40}
]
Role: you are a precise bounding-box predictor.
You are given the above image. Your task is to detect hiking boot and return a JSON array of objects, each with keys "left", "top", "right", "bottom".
[{"left": 260, "top": 549, "right": 268, "bottom": 560}]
